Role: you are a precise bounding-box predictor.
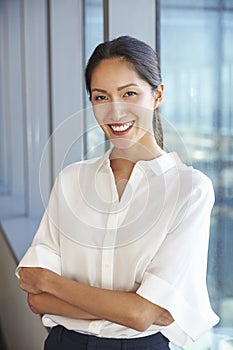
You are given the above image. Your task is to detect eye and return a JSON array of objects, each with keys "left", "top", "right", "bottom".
[
  {"left": 124, "top": 91, "right": 137, "bottom": 97},
  {"left": 94, "top": 95, "right": 108, "bottom": 101}
]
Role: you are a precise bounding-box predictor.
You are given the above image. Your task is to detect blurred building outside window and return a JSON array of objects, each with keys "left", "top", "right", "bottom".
[{"left": 160, "top": 1, "right": 233, "bottom": 349}]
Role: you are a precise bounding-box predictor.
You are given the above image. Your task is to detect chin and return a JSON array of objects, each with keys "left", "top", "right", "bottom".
[{"left": 109, "top": 137, "right": 139, "bottom": 150}]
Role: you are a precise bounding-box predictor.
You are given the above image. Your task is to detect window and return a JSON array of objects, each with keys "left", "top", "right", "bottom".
[
  {"left": 0, "top": 0, "right": 84, "bottom": 260},
  {"left": 160, "top": 1, "right": 233, "bottom": 349}
]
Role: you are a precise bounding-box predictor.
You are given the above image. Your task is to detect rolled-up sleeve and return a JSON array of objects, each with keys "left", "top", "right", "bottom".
[
  {"left": 16, "top": 177, "right": 61, "bottom": 277},
  {"left": 136, "top": 175, "right": 219, "bottom": 343}
]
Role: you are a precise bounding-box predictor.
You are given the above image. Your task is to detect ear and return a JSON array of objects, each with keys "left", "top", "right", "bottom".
[{"left": 154, "top": 83, "right": 165, "bottom": 109}]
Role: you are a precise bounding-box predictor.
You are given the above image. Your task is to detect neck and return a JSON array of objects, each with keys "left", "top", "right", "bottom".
[{"left": 110, "top": 133, "right": 165, "bottom": 164}]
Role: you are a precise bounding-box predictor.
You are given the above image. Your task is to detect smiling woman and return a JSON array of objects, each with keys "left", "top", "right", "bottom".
[
  {"left": 89, "top": 57, "right": 164, "bottom": 153},
  {"left": 16, "top": 36, "right": 219, "bottom": 350},
  {"left": 85, "top": 37, "right": 164, "bottom": 150}
]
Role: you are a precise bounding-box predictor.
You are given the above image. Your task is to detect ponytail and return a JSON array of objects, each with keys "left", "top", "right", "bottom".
[{"left": 153, "top": 108, "right": 163, "bottom": 149}]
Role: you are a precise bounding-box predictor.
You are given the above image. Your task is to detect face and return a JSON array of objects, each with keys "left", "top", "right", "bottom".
[{"left": 90, "top": 58, "right": 163, "bottom": 149}]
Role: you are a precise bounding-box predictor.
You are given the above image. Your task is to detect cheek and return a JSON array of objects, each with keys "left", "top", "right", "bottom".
[
  {"left": 128, "top": 102, "right": 154, "bottom": 127},
  {"left": 137, "top": 95, "right": 155, "bottom": 110},
  {"left": 92, "top": 104, "right": 108, "bottom": 125}
]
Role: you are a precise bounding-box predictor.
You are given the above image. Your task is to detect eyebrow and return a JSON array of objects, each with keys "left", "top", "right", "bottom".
[{"left": 91, "top": 83, "right": 139, "bottom": 94}]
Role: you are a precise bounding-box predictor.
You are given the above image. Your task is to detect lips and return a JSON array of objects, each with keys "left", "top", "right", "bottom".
[{"left": 108, "top": 121, "right": 135, "bottom": 135}]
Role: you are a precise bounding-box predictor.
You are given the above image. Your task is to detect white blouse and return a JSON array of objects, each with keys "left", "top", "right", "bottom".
[{"left": 16, "top": 150, "right": 219, "bottom": 346}]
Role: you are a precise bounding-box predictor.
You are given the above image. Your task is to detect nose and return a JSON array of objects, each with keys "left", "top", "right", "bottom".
[{"left": 108, "top": 101, "right": 127, "bottom": 122}]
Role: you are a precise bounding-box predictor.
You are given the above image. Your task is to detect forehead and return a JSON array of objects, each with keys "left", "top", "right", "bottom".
[{"left": 91, "top": 58, "right": 144, "bottom": 88}]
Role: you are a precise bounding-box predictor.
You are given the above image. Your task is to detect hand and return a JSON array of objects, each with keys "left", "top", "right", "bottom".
[
  {"left": 19, "top": 267, "right": 52, "bottom": 294},
  {"left": 153, "top": 307, "right": 174, "bottom": 327}
]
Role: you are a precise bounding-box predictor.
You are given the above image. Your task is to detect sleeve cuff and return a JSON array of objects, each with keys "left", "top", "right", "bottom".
[
  {"left": 15, "top": 245, "right": 61, "bottom": 278},
  {"left": 136, "top": 272, "right": 219, "bottom": 341}
]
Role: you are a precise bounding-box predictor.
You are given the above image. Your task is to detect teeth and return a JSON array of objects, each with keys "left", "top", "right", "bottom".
[{"left": 110, "top": 121, "right": 134, "bottom": 132}]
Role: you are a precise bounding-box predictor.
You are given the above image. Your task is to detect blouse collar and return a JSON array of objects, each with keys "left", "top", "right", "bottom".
[{"left": 96, "top": 148, "right": 185, "bottom": 176}]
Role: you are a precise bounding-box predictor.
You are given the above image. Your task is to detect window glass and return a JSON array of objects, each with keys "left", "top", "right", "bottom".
[
  {"left": 160, "top": 1, "right": 233, "bottom": 349},
  {"left": 162, "top": 0, "right": 220, "bottom": 7},
  {"left": 224, "top": 0, "right": 233, "bottom": 9},
  {"left": 83, "top": 0, "right": 105, "bottom": 159}
]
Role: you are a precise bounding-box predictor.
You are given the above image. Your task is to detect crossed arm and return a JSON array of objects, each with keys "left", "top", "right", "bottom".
[{"left": 19, "top": 267, "right": 174, "bottom": 332}]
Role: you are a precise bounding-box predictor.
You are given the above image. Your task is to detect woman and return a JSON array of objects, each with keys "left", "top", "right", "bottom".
[{"left": 17, "top": 36, "right": 219, "bottom": 350}]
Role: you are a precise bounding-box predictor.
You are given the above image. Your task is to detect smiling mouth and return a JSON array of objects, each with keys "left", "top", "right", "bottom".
[{"left": 108, "top": 121, "right": 135, "bottom": 135}]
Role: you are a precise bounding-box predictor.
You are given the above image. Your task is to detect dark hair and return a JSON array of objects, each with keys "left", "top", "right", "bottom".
[{"left": 85, "top": 35, "right": 163, "bottom": 149}]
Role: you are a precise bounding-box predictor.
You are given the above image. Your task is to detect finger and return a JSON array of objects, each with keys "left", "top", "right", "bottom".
[{"left": 19, "top": 267, "right": 26, "bottom": 279}]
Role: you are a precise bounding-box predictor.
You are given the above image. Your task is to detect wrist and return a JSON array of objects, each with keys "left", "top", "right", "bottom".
[{"left": 40, "top": 269, "right": 57, "bottom": 294}]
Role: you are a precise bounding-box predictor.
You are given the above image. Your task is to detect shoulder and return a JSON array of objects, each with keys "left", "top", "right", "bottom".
[
  {"left": 184, "top": 165, "right": 213, "bottom": 190},
  {"left": 167, "top": 152, "right": 215, "bottom": 205},
  {"left": 167, "top": 162, "right": 215, "bottom": 232},
  {"left": 168, "top": 152, "right": 212, "bottom": 190},
  {"left": 53, "top": 156, "right": 102, "bottom": 191},
  {"left": 60, "top": 156, "right": 100, "bottom": 177},
  {"left": 177, "top": 162, "right": 215, "bottom": 207},
  {"left": 179, "top": 163, "right": 213, "bottom": 188},
  {"left": 160, "top": 152, "right": 213, "bottom": 192}
]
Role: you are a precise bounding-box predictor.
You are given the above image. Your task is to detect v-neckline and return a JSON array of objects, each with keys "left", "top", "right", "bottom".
[
  {"left": 109, "top": 162, "right": 136, "bottom": 203},
  {"left": 109, "top": 160, "right": 136, "bottom": 203}
]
